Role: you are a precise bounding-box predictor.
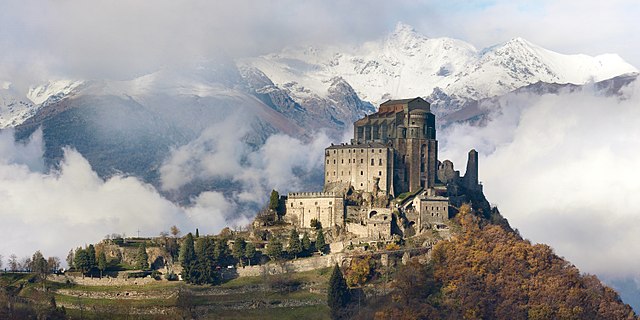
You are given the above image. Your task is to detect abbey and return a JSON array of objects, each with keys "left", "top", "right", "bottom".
[{"left": 284, "top": 97, "right": 481, "bottom": 240}]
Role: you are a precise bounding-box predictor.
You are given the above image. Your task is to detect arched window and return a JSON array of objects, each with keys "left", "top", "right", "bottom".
[
  {"left": 379, "top": 159, "right": 382, "bottom": 165},
  {"left": 371, "top": 158, "right": 374, "bottom": 165}
]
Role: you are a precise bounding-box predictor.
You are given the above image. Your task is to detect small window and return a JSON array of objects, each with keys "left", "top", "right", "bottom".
[
  {"left": 371, "top": 159, "right": 374, "bottom": 165},
  {"left": 361, "top": 149, "right": 364, "bottom": 153},
  {"left": 329, "top": 202, "right": 332, "bottom": 205},
  {"left": 315, "top": 202, "right": 318, "bottom": 205},
  {"left": 300, "top": 202, "right": 303, "bottom": 205},
  {"left": 361, "top": 159, "right": 364, "bottom": 164},
  {"left": 379, "top": 149, "right": 382, "bottom": 153},
  {"left": 360, "top": 183, "right": 363, "bottom": 186},
  {"left": 291, "top": 203, "right": 293, "bottom": 207},
  {"left": 333, "top": 150, "right": 336, "bottom": 154},
  {"left": 378, "top": 171, "right": 382, "bottom": 176},
  {"left": 360, "top": 171, "right": 363, "bottom": 175},
  {"left": 334, "top": 171, "right": 336, "bottom": 176},
  {"left": 326, "top": 160, "right": 329, "bottom": 164},
  {"left": 333, "top": 159, "right": 336, "bottom": 164},
  {"left": 341, "top": 171, "right": 344, "bottom": 175},
  {"left": 379, "top": 159, "right": 382, "bottom": 165},
  {"left": 341, "top": 150, "right": 344, "bottom": 153},
  {"left": 341, "top": 159, "right": 344, "bottom": 164}
]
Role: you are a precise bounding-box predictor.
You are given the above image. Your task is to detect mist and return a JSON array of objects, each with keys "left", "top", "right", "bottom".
[
  {"left": 439, "top": 79, "right": 640, "bottom": 295},
  {"left": 0, "top": 122, "right": 331, "bottom": 266}
]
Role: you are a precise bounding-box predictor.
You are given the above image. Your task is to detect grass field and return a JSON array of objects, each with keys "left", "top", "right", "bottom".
[{"left": 12, "top": 267, "right": 334, "bottom": 319}]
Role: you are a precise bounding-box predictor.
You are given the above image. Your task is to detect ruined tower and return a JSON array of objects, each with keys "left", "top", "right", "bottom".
[{"left": 462, "top": 149, "right": 480, "bottom": 191}]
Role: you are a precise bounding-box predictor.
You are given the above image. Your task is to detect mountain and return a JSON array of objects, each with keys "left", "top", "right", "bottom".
[
  {"left": 241, "top": 22, "right": 637, "bottom": 116},
  {"left": 0, "top": 23, "right": 636, "bottom": 203}
]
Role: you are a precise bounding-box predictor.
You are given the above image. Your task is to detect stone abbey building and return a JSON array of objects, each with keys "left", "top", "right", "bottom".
[{"left": 285, "top": 97, "right": 480, "bottom": 240}]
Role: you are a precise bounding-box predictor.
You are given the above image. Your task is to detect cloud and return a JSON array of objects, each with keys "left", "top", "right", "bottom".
[
  {"left": 160, "top": 114, "right": 333, "bottom": 205},
  {"left": 1, "top": 0, "right": 638, "bottom": 86},
  {"left": 439, "top": 79, "right": 640, "bottom": 283},
  {"left": 0, "top": 129, "right": 246, "bottom": 265}
]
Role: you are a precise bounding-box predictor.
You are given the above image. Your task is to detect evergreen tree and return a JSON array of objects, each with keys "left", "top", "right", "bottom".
[
  {"left": 66, "top": 249, "right": 75, "bottom": 269},
  {"left": 87, "top": 244, "right": 97, "bottom": 271},
  {"left": 316, "top": 231, "right": 327, "bottom": 254},
  {"left": 266, "top": 237, "right": 283, "bottom": 261},
  {"left": 232, "top": 238, "right": 246, "bottom": 266},
  {"left": 97, "top": 251, "right": 107, "bottom": 278},
  {"left": 136, "top": 242, "right": 149, "bottom": 270},
  {"left": 31, "top": 250, "right": 49, "bottom": 287},
  {"left": 74, "top": 248, "right": 91, "bottom": 275},
  {"left": 179, "top": 233, "right": 196, "bottom": 280},
  {"left": 327, "top": 264, "right": 351, "bottom": 319},
  {"left": 288, "top": 229, "right": 302, "bottom": 259},
  {"left": 188, "top": 238, "right": 220, "bottom": 285},
  {"left": 269, "top": 189, "right": 279, "bottom": 212},
  {"left": 195, "top": 228, "right": 199, "bottom": 238},
  {"left": 244, "top": 242, "right": 256, "bottom": 266},
  {"left": 302, "top": 232, "right": 312, "bottom": 256}
]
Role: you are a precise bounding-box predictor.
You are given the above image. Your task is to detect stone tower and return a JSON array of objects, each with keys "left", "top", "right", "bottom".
[
  {"left": 463, "top": 149, "right": 479, "bottom": 190},
  {"left": 351, "top": 97, "right": 438, "bottom": 194}
]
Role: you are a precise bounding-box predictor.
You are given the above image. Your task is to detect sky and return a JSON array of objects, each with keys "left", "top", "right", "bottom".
[
  {"left": 0, "top": 0, "right": 638, "bottom": 87},
  {"left": 1, "top": 0, "right": 640, "bottom": 307}
]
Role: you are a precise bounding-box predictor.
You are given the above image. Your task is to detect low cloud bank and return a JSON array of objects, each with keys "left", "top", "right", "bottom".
[{"left": 440, "top": 80, "right": 640, "bottom": 292}]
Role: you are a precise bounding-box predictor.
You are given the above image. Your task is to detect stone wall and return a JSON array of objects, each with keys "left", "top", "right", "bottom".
[
  {"left": 324, "top": 144, "right": 394, "bottom": 194},
  {"left": 49, "top": 274, "right": 158, "bottom": 286},
  {"left": 285, "top": 192, "right": 344, "bottom": 228}
]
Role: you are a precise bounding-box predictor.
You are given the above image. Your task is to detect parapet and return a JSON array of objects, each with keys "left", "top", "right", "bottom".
[{"left": 287, "top": 192, "right": 342, "bottom": 199}]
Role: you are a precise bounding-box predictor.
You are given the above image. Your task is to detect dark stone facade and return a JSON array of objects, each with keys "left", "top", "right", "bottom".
[{"left": 351, "top": 97, "right": 438, "bottom": 195}]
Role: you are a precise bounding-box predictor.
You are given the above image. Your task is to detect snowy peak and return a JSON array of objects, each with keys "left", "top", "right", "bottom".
[
  {"left": 27, "top": 80, "right": 83, "bottom": 105},
  {"left": 243, "top": 23, "right": 637, "bottom": 111}
]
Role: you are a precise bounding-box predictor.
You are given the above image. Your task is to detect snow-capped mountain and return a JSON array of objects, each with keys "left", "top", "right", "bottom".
[
  {"left": 240, "top": 23, "right": 637, "bottom": 115},
  {"left": 0, "top": 83, "right": 38, "bottom": 128}
]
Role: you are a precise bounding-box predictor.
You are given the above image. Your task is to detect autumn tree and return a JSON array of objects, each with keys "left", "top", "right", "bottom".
[
  {"left": 345, "top": 256, "right": 372, "bottom": 287},
  {"left": 328, "top": 264, "right": 351, "bottom": 319}
]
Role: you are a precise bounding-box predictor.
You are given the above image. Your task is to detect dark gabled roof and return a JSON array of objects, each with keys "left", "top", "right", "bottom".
[{"left": 380, "top": 97, "right": 426, "bottom": 106}]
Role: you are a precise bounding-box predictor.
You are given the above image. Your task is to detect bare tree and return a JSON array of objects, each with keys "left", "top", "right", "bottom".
[
  {"left": 170, "top": 225, "right": 181, "bottom": 238},
  {"left": 20, "top": 256, "right": 31, "bottom": 272},
  {"left": 9, "top": 254, "right": 18, "bottom": 271},
  {"left": 48, "top": 256, "right": 61, "bottom": 274}
]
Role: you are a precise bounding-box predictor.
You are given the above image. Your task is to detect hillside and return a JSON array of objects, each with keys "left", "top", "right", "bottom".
[{"left": 353, "top": 208, "right": 637, "bottom": 320}]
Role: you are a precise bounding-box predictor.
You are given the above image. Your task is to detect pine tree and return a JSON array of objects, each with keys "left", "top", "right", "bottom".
[
  {"left": 288, "top": 229, "right": 302, "bottom": 259},
  {"left": 87, "top": 244, "right": 97, "bottom": 271},
  {"left": 244, "top": 242, "right": 256, "bottom": 266},
  {"left": 195, "top": 228, "right": 199, "bottom": 238},
  {"left": 328, "top": 264, "right": 351, "bottom": 319},
  {"left": 266, "top": 237, "right": 283, "bottom": 261},
  {"left": 316, "top": 230, "right": 327, "bottom": 254},
  {"left": 301, "top": 232, "right": 312, "bottom": 256},
  {"left": 74, "top": 248, "right": 91, "bottom": 276},
  {"left": 179, "top": 233, "right": 196, "bottom": 267},
  {"left": 136, "top": 242, "right": 149, "bottom": 270},
  {"left": 232, "top": 238, "right": 246, "bottom": 266},
  {"left": 66, "top": 249, "right": 75, "bottom": 270},
  {"left": 269, "top": 189, "right": 279, "bottom": 212},
  {"left": 97, "top": 251, "right": 107, "bottom": 278}
]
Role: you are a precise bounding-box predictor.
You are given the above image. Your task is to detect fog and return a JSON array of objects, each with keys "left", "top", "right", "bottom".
[{"left": 439, "top": 79, "right": 640, "bottom": 290}]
